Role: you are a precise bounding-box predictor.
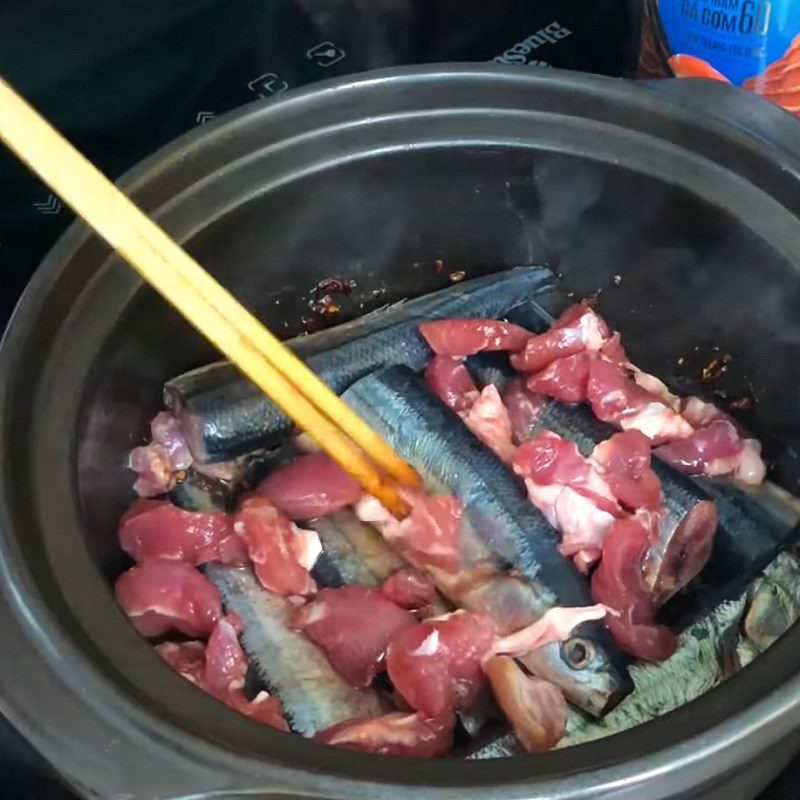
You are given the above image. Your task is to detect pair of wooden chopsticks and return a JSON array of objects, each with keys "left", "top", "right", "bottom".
[{"left": 0, "top": 77, "right": 419, "bottom": 517}]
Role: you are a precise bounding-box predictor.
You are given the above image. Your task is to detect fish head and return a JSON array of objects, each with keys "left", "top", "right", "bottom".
[
  {"left": 744, "top": 575, "right": 800, "bottom": 651},
  {"left": 521, "top": 620, "right": 632, "bottom": 717}
]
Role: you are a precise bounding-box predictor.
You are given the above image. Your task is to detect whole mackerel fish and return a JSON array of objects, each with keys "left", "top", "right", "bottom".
[
  {"left": 343, "top": 365, "right": 633, "bottom": 717},
  {"left": 165, "top": 268, "right": 554, "bottom": 463},
  {"left": 203, "top": 563, "right": 384, "bottom": 736},
  {"left": 526, "top": 394, "right": 800, "bottom": 625},
  {"left": 467, "top": 355, "right": 800, "bottom": 624}
]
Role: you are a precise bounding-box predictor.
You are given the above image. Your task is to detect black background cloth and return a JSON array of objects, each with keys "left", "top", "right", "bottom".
[{"left": 0, "top": 1, "right": 794, "bottom": 797}]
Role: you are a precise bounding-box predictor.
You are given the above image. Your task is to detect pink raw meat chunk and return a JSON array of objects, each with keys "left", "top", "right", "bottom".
[
  {"left": 592, "top": 430, "right": 651, "bottom": 477},
  {"left": 356, "top": 490, "right": 463, "bottom": 574},
  {"left": 528, "top": 481, "right": 616, "bottom": 573},
  {"left": 256, "top": 452, "right": 362, "bottom": 520},
  {"left": 115, "top": 559, "right": 222, "bottom": 638},
  {"left": 418, "top": 318, "right": 530, "bottom": 356},
  {"left": 291, "top": 586, "right": 415, "bottom": 687},
  {"left": 502, "top": 378, "right": 546, "bottom": 444},
  {"left": 118, "top": 498, "right": 246, "bottom": 565},
  {"left": 129, "top": 411, "right": 193, "bottom": 497},
  {"left": 591, "top": 431, "right": 662, "bottom": 512},
  {"left": 380, "top": 568, "right": 437, "bottom": 610},
  {"left": 510, "top": 326, "right": 585, "bottom": 373},
  {"left": 315, "top": 712, "right": 454, "bottom": 757},
  {"left": 203, "top": 615, "right": 248, "bottom": 696},
  {"left": 155, "top": 621, "right": 289, "bottom": 731},
  {"left": 526, "top": 351, "right": 592, "bottom": 404},
  {"left": 598, "top": 332, "right": 628, "bottom": 365},
  {"left": 602, "top": 463, "right": 661, "bottom": 513},
  {"left": 736, "top": 439, "right": 767, "bottom": 485},
  {"left": 587, "top": 359, "right": 694, "bottom": 443},
  {"left": 680, "top": 396, "right": 731, "bottom": 428},
  {"left": 234, "top": 496, "right": 320, "bottom": 597},
  {"left": 513, "top": 431, "right": 591, "bottom": 486},
  {"left": 513, "top": 432, "right": 621, "bottom": 572},
  {"left": 386, "top": 610, "right": 495, "bottom": 717},
  {"left": 510, "top": 303, "right": 610, "bottom": 373},
  {"left": 591, "top": 518, "right": 677, "bottom": 662},
  {"left": 226, "top": 690, "right": 289, "bottom": 730},
  {"left": 483, "top": 656, "right": 566, "bottom": 752},
  {"left": 654, "top": 419, "right": 743, "bottom": 477},
  {"left": 552, "top": 302, "right": 612, "bottom": 335},
  {"left": 460, "top": 384, "right": 516, "bottom": 462},
  {"left": 673, "top": 399, "right": 766, "bottom": 484},
  {"left": 513, "top": 431, "right": 620, "bottom": 514},
  {"left": 424, "top": 355, "right": 479, "bottom": 412}
]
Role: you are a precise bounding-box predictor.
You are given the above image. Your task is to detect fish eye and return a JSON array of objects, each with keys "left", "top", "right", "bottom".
[{"left": 562, "top": 637, "right": 595, "bottom": 670}]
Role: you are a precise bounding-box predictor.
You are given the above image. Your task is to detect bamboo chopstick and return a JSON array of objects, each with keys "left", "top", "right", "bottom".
[{"left": 0, "top": 76, "right": 419, "bottom": 518}]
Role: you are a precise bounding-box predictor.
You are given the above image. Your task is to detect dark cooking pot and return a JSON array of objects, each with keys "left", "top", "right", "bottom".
[{"left": 3, "top": 65, "right": 800, "bottom": 800}]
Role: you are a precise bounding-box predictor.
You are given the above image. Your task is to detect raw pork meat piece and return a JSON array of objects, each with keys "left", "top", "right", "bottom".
[
  {"left": 156, "top": 619, "right": 289, "bottom": 731},
  {"left": 526, "top": 351, "right": 592, "bottom": 404},
  {"left": 502, "top": 378, "right": 546, "bottom": 444},
  {"left": 510, "top": 326, "right": 585, "bottom": 373},
  {"left": 380, "top": 568, "right": 437, "bottom": 610},
  {"left": 655, "top": 419, "right": 766, "bottom": 485},
  {"left": 654, "top": 419, "right": 742, "bottom": 476},
  {"left": 129, "top": 411, "right": 193, "bottom": 497},
  {"left": 256, "top": 452, "right": 362, "bottom": 520},
  {"left": 591, "top": 431, "right": 662, "bottom": 512},
  {"left": 203, "top": 615, "right": 248, "bottom": 696},
  {"left": 234, "top": 496, "right": 321, "bottom": 596},
  {"left": 587, "top": 359, "right": 694, "bottom": 443},
  {"left": 510, "top": 303, "right": 609, "bottom": 373},
  {"left": 424, "top": 355, "right": 479, "bottom": 412},
  {"left": 118, "top": 498, "right": 245, "bottom": 565},
  {"left": 591, "top": 518, "right": 677, "bottom": 661},
  {"left": 115, "top": 559, "right": 222, "bottom": 638},
  {"left": 460, "top": 384, "right": 516, "bottom": 462},
  {"left": 513, "top": 432, "right": 621, "bottom": 571},
  {"left": 155, "top": 640, "right": 206, "bottom": 684},
  {"left": 419, "top": 319, "right": 530, "bottom": 356},
  {"left": 291, "top": 586, "right": 415, "bottom": 687},
  {"left": 386, "top": 610, "right": 495, "bottom": 717},
  {"left": 355, "top": 490, "right": 463, "bottom": 574}
]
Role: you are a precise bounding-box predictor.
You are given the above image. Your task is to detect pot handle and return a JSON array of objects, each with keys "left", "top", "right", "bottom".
[{"left": 638, "top": 78, "right": 800, "bottom": 164}]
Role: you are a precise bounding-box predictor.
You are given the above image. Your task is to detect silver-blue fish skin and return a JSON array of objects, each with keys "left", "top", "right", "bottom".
[{"left": 308, "top": 516, "right": 381, "bottom": 588}]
